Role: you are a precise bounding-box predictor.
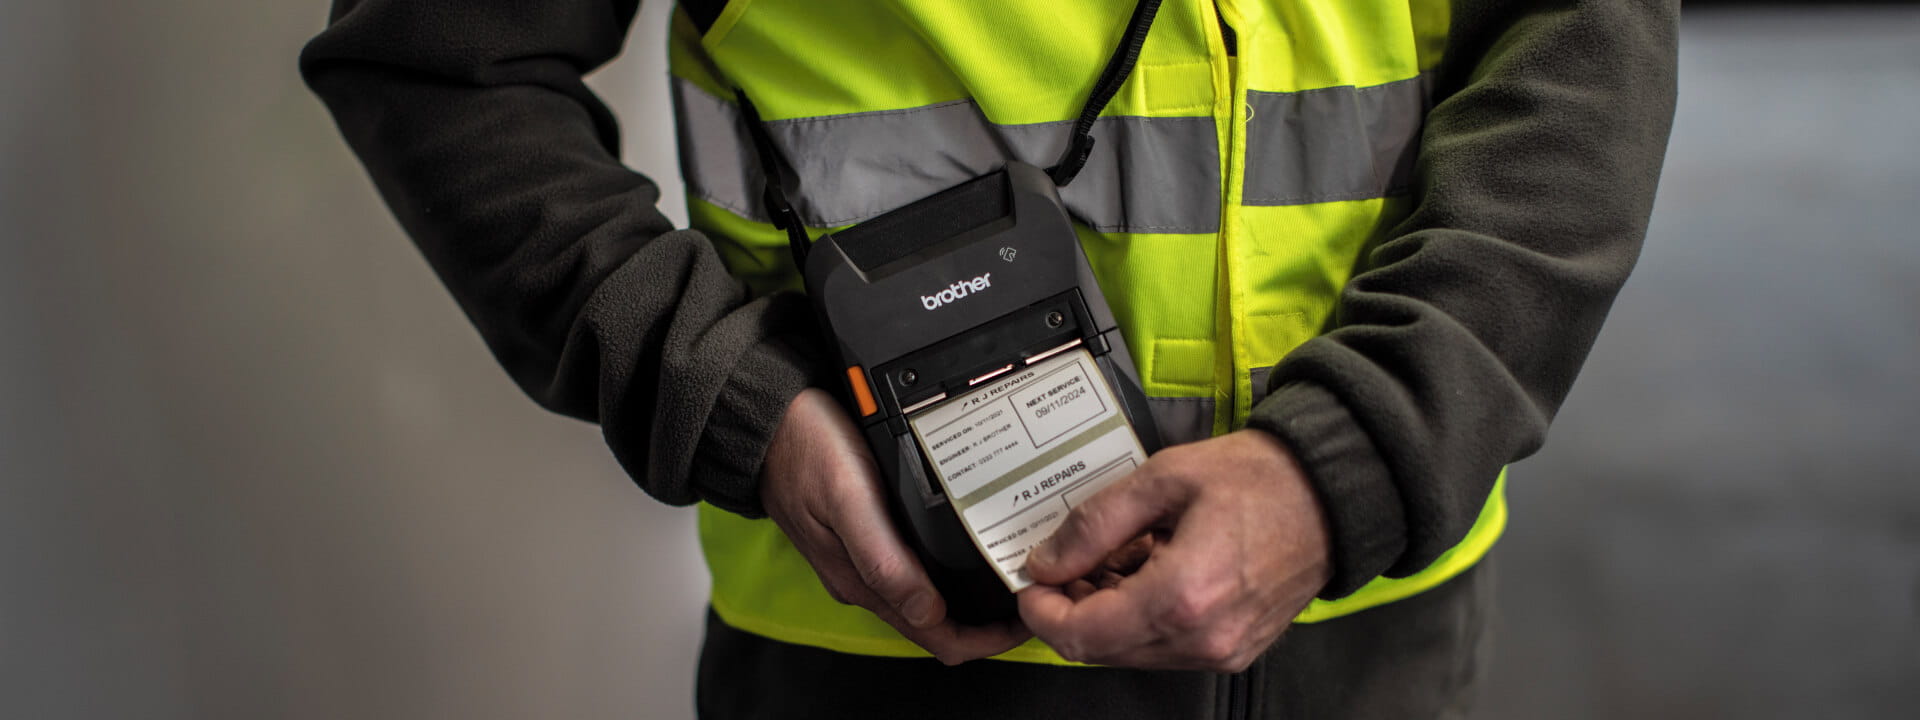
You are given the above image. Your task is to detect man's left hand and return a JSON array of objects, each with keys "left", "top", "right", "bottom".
[{"left": 1016, "top": 429, "right": 1332, "bottom": 672}]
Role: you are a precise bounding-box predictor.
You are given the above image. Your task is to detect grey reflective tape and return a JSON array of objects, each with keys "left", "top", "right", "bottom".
[
  {"left": 671, "top": 78, "right": 1220, "bottom": 234},
  {"left": 672, "top": 79, "right": 762, "bottom": 222},
  {"left": 1242, "top": 75, "right": 1430, "bottom": 206},
  {"left": 1009, "top": 116, "right": 1221, "bottom": 234},
  {"left": 1146, "top": 396, "right": 1215, "bottom": 447},
  {"left": 1249, "top": 366, "right": 1272, "bottom": 407}
]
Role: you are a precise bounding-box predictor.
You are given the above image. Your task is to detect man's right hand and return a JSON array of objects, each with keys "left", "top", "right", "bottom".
[{"left": 760, "top": 388, "right": 1032, "bottom": 665}]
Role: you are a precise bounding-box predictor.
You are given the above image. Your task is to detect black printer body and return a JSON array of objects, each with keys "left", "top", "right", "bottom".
[{"left": 801, "top": 161, "right": 1164, "bottom": 623}]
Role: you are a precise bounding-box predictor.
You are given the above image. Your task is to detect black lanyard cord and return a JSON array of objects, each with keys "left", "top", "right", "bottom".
[
  {"left": 739, "top": 0, "right": 1164, "bottom": 268},
  {"left": 736, "top": 91, "right": 813, "bottom": 272},
  {"left": 1048, "top": 0, "right": 1165, "bottom": 187}
]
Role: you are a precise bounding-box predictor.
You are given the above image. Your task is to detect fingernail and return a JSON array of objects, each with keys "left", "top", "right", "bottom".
[{"left": 903, "top": 592, "right": 938, "bottom": 628}]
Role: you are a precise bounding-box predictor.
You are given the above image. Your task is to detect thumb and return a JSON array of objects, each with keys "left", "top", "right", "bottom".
[{"left": 1025, "top": 469, "right": 1191, "bottom": 586}]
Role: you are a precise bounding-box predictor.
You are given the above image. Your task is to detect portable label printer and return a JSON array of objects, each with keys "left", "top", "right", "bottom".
[
  {"left": 743, "top": 0, "right": 1167, "bottom": 623},
  {"left": 801, "top": 162, "right": 1163, "bottom": 622}
]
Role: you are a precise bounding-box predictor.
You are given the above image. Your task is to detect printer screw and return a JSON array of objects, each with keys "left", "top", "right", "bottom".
[
  {"left": 901, "top": 370, "right": 918, "bottom": 386},
  {"left": 1045, "top": 311, "right": 1065, "bottom": 328}
]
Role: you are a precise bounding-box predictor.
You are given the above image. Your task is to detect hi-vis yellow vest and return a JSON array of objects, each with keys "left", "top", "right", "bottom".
[{"left": 667, "top": 0, "right": 1505, "bottom": 665}]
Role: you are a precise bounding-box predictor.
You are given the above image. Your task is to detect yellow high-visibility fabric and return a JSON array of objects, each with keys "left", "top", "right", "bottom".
[{"left": 670, "top": 0, "right": 1502, "bottom": 667}]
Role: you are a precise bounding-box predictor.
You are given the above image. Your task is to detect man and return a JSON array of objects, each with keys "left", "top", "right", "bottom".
[{"left": 303, "top": 0, "right": 1676, "bottom": 717}]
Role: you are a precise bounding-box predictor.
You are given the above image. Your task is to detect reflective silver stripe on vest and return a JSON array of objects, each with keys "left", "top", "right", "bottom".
[
  {"left": 1242, "top": 75, "right": 1431, "bottom": 207},
  {"left": 1146, "top": 396, "right": 1215, "bottom": 447},
  {"left": 1249, "top": 366, "right": 1273, "bottom": 407},
  {"left": 672, "top": 78, "right": 1221, "bottom": 234},
  {"left": 1144, "top": 365, "right": 1284, "bottom": 447}
]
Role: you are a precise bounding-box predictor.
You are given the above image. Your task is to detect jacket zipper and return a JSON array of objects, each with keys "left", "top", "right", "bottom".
[{"left": 1209, "top": 3, "right": 1252, "bottom": 720}]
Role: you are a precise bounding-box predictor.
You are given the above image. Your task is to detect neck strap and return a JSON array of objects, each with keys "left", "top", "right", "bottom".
[
  {"left": 740, "top": 0, "right": 1165, "bottom": 266},
  {"left": 736, "top": 92, "right": 812, "bottom": 271},
  {"left": 1048, "top": 0, "right": 1165, "bottom": 186}
]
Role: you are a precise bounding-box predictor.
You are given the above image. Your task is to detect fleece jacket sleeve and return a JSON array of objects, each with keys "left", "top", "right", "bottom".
[
  {"left": 299, "top": 0, "right": 824, "bottom": 517},
  {"left": 1244, "top": 0, "right": 1679, "bottom": 599}
]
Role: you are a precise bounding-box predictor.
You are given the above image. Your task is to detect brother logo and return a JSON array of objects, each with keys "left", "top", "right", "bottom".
[{"left": 920, "top": 273, "right": 992, "bottom": 311}]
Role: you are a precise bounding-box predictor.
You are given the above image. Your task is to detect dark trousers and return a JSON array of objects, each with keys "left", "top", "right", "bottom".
[{"left": 696, "top": 557, "right": 1494, "bottom": 719}]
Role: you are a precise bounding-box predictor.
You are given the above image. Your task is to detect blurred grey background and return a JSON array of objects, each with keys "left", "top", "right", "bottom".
[{"left": 2, "top": 2, "right": 1915, "bottom": 719}]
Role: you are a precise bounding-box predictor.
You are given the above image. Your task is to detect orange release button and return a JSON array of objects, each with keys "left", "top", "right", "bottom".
[{"left": 846, "top": 366, "right": 878, "bottom": 417}]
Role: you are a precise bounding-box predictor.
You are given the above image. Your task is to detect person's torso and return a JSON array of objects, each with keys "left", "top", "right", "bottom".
[{"left": 667, "top": 0, "right": 1504, "bottom": 665}]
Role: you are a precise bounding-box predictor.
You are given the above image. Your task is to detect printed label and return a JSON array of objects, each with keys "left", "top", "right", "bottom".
[{"left": 908, "top": 348, "right": 1147, "bottom": 590}]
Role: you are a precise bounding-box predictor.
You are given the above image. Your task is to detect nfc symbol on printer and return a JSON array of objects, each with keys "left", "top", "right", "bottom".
[
  {"left": 998, "top": 247, "right": 1018, "bottom": 262},
  {"left": 920, "top": 272, "right": 993, "bottom": 311}
]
